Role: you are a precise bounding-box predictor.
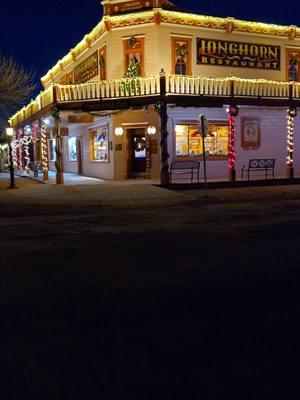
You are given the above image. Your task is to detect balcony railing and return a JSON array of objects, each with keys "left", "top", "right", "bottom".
[{"left": 10, "top": 74, "right": 300, "bottom": 127}]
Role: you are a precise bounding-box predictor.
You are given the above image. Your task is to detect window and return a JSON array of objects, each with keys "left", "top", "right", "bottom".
[
  {"left": 123, "top": 37, "right": 144, "bottom": 76},
  {"left": 99, "top": 45, "right": 106, "bottom": 80},
  {"left": 175, "top": 123, "right": 229, "bottom": 157},
  {"left": 49, "top": 139, "right": 56, "bottom": 161},
  {"left": 68, "top": 137, "right": 77, "bottom": 161},
  {"left": 172, "top": 38, "right": 191, "bottom": 75},
  {"left": 89, "top": 128, "right": 109, "bottom": 162},
  {"left": 60, "top": 71, "right": 73, "bottom": 85},
  {"left": 286, "top": 48, "right": 300, "bottom": 81}
]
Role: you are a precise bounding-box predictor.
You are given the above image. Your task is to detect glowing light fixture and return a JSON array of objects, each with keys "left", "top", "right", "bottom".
[
  {"left": 115, "top": 127, "right": 124, "bottom": 136},
  {"left": 6, "top": 127, "right": 14, "bottom": 137},
  {"left": 147, "top": 125, "right": 156, "bottom": 135}
]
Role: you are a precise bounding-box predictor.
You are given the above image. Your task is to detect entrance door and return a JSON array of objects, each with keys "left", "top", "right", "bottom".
[
  {"left": 128, "top": 128, "right": 147, "bottom": 178},
  {"left": 76, "top": 138, "right": 82, "bottom": 175}
]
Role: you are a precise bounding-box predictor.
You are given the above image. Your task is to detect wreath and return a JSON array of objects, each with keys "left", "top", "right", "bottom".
[
  {"left": 176, "top": 45, "right": 188, "bottom": 61},
  {"left": 128, "top": 36, "right": 137, "bottom": 48}
]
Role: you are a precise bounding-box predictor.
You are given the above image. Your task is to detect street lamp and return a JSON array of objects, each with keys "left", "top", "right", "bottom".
[{"left": 6, "top": 127, "right": 17, "bottom": 189}]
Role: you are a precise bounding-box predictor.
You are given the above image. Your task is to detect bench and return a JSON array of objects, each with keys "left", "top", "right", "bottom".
[
  {"left": 241, "top": 159, "right": 275, "bottom": 180},
  {"left": 170, "top": 161, "right": 200, "bottom": 183}
]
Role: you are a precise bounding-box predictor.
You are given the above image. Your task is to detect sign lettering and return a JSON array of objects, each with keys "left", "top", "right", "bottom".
[{"left": 197, "top": 38, "right": 280, "bottom": 70}]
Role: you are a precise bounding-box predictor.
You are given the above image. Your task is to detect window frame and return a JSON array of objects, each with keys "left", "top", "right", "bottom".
[
  {"left": 286, "top": 47, "right": 300, "bottom": 82},
  {"left": 89, "top": 126, "right": 110, "bottom": 163},
  {"left": 123, "top": 37, "right": 145, "bottom": 77},
  {"left": 173, "top": 120, "right": 229, "bottom": 161},
  {"left": 171, "top": 37, "right": 192, "bottom": 75}
]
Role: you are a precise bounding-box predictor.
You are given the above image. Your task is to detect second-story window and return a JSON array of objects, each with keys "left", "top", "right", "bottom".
[
  {"left": 99, "top": 45, "right": 106, "bottom": 80},
  {"left": 172, "top": 38, "right": 191, "bottom": 75},
  {"left": 287, "top": 49, "right": 300, "bottom": 81},
  {"left": 124, "top": 36, "right": 144, "bottom": 77}
]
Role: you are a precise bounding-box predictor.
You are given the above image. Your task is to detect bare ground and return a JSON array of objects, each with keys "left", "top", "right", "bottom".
[{"left": 1, "top": 178, "right": 300, "bottom": 399}]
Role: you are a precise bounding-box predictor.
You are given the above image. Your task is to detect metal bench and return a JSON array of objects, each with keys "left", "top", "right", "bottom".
[
  {"left": 170, "top": 161, "right": 200, "bottom": 183},
  {"left": 241, "top": 159, "right": 275, "bottom": 180}
]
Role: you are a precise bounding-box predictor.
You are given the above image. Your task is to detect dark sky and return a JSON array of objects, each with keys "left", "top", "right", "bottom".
[{"left": 2, "top": 0, "right": 300, "bottom": 91}]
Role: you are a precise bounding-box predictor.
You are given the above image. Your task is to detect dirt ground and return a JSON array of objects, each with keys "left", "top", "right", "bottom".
[{"left": 1, "top": 177, "right": 300, "bottom": 399}]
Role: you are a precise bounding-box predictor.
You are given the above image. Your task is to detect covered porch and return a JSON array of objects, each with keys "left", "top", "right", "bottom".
[{"left": 8, "top": 72, "right": 300, "bottom": 185}]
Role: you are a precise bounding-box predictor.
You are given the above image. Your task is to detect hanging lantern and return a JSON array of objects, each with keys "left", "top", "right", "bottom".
[
  {"left": 114, "top": 127, "right": 124, "bottom": 136},
  {"left": 147, "top": 125, "right": 156, "bottom": 135}
]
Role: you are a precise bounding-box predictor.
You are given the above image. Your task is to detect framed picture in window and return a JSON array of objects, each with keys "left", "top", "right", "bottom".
[
  {"left": 286, "top": 48, "right": 300, "bottom": 81},
  {"left": 241, "top": 117, "right": 261, "bottom": 150}
]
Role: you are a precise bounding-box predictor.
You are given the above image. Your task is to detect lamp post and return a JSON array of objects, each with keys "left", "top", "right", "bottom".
[{"left": 6, "top": 127, "right": 17, "bottom": 189}]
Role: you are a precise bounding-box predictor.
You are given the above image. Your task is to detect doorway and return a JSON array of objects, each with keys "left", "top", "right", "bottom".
[{"left": 127, "top": 128, "right": 147, "bottom": 178}]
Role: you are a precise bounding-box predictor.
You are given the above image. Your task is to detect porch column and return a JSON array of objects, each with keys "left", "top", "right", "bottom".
[
  {"left": 52, "top": 107, "right": 64, "bottom": 185},
  {"left": 40, "top": 119, "right": 49, "bottom": 181},
  {"left": 17, "top": 129, "right": 23, "bottom": 174},
  {"left": 227, "top": 105, "right": 238, "bottom": 182},
  {"left": 31, "top": 122, "right": 38, "bottom": 178},
  {"left": 23, "top": 130, "right": 30, "bottom": 176},
  {"left": 156, "top": 70, "right": 169, "bottom": 185},
  {"left": 286, "top": 106, "right": 297, "bottom": 179}
]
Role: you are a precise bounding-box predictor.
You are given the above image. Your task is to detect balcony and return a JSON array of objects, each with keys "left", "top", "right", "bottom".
[{"left": 10, "top": 74, "right": 300, "bottom": 128}]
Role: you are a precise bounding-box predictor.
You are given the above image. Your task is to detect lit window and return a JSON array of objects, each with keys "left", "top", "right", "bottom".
[
  {"left": 175, "top": 124, "right": 228, "bottom": 157},
  {"left": 286, "top": 49, "right": 300, "bottom": 81},
  {"left": 89, "top": 128, "right": 109, "bottom": 162},
  {"left": 49, "top": 139, "right": 56, "bottom": 161},
  {"left": 124, "top": 37, "right": 144, "bottom": 76},
  {"left": 68, "top": 137, "right": 77, "bottom": 161},
  {"left": 172, "top": 38, "right": 191, "bottom": 75}
]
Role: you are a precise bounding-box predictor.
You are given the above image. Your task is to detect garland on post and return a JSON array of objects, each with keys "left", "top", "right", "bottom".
[
  {"left": 287, "top": 107, "right": 297, "bottom": 167},
  {"left": 227, "top": 105, "right": 238, "bottom": 172},
  {"left": 23, "top": 133, "right": 30, "bottom": 175},
  {"left": 40, "top": 120, "right": 49, "bottom": 174}
]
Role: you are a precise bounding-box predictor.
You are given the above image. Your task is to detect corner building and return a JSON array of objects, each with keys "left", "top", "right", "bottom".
[{"left": 10, "top": 0, "right": 300, "bottom": 183}]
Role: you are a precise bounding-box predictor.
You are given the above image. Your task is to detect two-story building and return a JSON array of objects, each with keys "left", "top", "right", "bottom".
[{"left": 9, "top": 0, "right": 300, "bottom": 183}]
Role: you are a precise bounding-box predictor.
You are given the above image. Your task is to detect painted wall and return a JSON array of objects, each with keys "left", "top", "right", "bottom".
[{"left": 167, "top": 107, "right": 297, "bottom": 179}]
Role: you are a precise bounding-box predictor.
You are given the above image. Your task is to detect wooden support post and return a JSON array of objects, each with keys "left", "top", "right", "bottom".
[
  {"left": 157, "top": 70, "right": 169, "bottom": 185},
  {"left": 54, "top": 115, "right": 64, "bottom": 185}
]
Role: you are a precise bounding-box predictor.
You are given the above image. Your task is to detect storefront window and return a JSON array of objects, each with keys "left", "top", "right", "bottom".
[
  {"left": 68, "top": 137, "right": 77, "bottom": 161},
  {"left": 89, "top": 128, "right": 109, "bottom": 162},
  {"left": 175, "top": 124, "right": 228, "bottom": 157},
  {"left": 49, "top": 139, "right": 56, "bottom": 161}
]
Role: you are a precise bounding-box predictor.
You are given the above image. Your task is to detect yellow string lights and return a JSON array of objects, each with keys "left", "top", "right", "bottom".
[
  {"left": 286, "top": 108, "right": 297, "bottom": 167},
  {"left": 40, "top": 121, "right": 49, "bottom": 178}
]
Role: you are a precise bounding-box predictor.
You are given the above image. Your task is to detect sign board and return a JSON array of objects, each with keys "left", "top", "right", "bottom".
[
  {"left": 68, "top": 114, "right": 94, "bottom": 124},
  {"left": 197, "top": 38, "right": 280, "bottom": 70},
  {"left": 74, "top": 52, "right": 98, "bottom": 83}
]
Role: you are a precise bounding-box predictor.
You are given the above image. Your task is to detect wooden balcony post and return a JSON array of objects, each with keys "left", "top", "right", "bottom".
[
  {"left": 51, "top": 107, "right": 64, "bottom": 184},
  {"left": 157, "top": 69, "right": 169, "bottom": 185}
]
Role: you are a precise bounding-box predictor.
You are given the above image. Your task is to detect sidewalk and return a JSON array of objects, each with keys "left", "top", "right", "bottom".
[{"left": 0, "top": 173, "right": 194, "bottom": 206}]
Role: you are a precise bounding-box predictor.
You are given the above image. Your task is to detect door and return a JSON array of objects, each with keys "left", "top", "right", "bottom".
[{"left": 128, "top": 128, "right": 146, "bottom": 178}]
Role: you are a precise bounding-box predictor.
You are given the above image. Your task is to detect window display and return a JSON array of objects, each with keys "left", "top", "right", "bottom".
[
  {"left": 175, "top": 123, "right": 228, "bottom": 157},
  {"left": 68, "top": 137, "right": 77, "bottom": 161},
  {"left": 89, "top": 128, "right": 109, "bottom": 162}
]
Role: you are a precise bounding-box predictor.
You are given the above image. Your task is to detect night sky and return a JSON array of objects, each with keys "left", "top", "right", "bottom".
[{"left": 2, "top": 0, "right": 300, "bottom": 92}]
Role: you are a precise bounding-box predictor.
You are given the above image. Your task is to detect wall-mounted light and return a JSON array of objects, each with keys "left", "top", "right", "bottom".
[
  {"left": 44, "top": 118, "right": 50, "bottom": 125},
  {"left": 114, "top": 127, "right": 124, "bottom": 136},
  {"left": 25, "top": 126, "right": 31, "bottom": 133},
  {"left": 6, "top": 127, "right": 14, "bottom": 137},
  {"left": 147, "top": 125, "right": 156, "bottom": 135},
  {"left": 288, "top": 106, "right": 297, "bottom": 118}
]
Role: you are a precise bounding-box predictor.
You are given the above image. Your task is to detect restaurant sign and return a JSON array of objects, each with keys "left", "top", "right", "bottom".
[
  {"left": 197, "top": 38, "right": 280, "bottom": 70},
  {"left": 74, "top": 51, "right": 98, "bottom": 84}
]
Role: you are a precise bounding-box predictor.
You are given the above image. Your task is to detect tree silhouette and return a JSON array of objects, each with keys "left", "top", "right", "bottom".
[{"left": 0, "top": 54, "right": 36, "bottom": 132}]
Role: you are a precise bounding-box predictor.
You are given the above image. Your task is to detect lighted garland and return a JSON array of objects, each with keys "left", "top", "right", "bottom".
[
  {"left": 17, "top": 129, "right": 23, "bottom": 172},
  {"left": 40, "top": 121, "right": 49, "bottom": 174},
  {"left": 287, "top": 107, "right": 297, "bottom": 167},
  {"left": 23, "top": 134, "right": 30, "bottom": 175},
  {"left": 11, "top": 138, "right": 18, "bottom": 168},
  {"left": 227, "top": 105, "right": 238, "bottom": 171}
]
